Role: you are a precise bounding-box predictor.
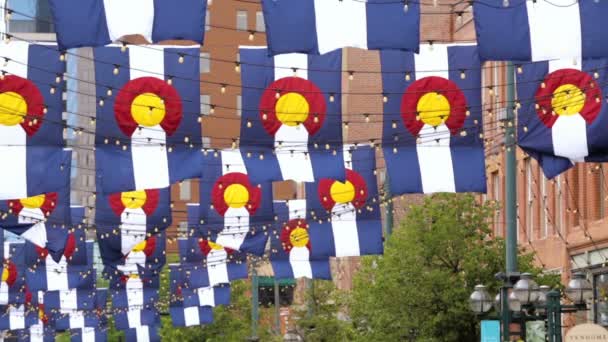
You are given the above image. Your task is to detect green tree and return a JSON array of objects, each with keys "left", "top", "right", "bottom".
[{"left": 346, "top": 194, "right": 560, "bottom": 342}]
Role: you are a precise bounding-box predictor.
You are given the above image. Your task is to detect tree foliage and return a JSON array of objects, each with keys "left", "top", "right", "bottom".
[{"left": 342, "top": 194, "right": 559, "bottom": 341}]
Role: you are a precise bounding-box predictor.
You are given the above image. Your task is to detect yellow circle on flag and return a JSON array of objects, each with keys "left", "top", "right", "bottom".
[
  {"left": 330, "top": 180, "right": 356, "bottom": 204},
  {"left": 0, "top": 92, "right": 27, "bottom": 126},
  {"left": 131, "top": 92, "right": 166, "bottom": 127},
  {"left": 223, "top": 184, "right": 249, "bottom": 209},
  {"left": 417, "top": 92, "right": 451, "bottom": 127},
  {"left": 208, "top": 241, "right": 224, "bottom": 250},
  {"left": 1, "top": 268, "right": 8, "bottom": 282},
  {"left": 552, "top": 84, "right": 585, "bottom": 116},
  {"left": 275, "top": 92, "right": 309, "bottom": 126},
  {"left": 132, "top": 240, "right": 147, "bottom": 252},
  {"left": 121, "top": 191, "right": 147, "bottom": 209},
  {"left": 20, "top": 194, "right": 46, "bottom": 209},
  {"left": 289, "top": 227, "right": 309, "bottom": 248}
]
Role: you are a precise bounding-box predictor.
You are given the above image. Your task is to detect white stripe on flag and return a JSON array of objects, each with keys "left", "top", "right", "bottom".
[
  {"left": 81, "top": 327, "right": 97, "bottom": 342},
  {"left": 197, "top": 287, "right": 215, "bottom": 307},
  {"left": 103, "top": 0, "right": 154, "bottom": 43},
  {"left": 183, "top": 306, "right": 200, "bottom": 327},
  {"left": 331, "top": 203, "right": 361, "bottom": 257},
  {"left": 60, "top": 289, "right": 78, "bottom": 311},
  {"left": 29, "top": 324, "right": 44, "bottom": 342},
  {"left": 0, "top": 125, "right": 28, "bottom": 200},
  {"left": 552, "top": 115, "right": 588, "bottom": 162},
  {"left": 131, "top": 126, "right": 170, "bottom": 190},
  {"left": 221, "top": 150, "right": 247, "bottom": 175},
  {"left": 69, "top": 311, "right": 85, "bottom": 329},
  {"left": 526, "top": 0, "right": 581, "bottom": 62},
  {"left": 126, "top": 278, "right": 144, "bottom": 327},
  {"left": 128, "top": 47, "right": 170, "bottom": 190},
  {"left": 121, "top": 208, "right": 147, "bottom": 255},
  {"left": 289, "top": 247, "right": 313, "bottom": 279},
  {"left": 273, "top": 54, "right": 314, "bottom": 182},
  {"left": 8, "top": 305, "right": 25, "bottom": 330},
  {"left": 207, "top": 249, "right": 229, "bottom": 286},
  {"left": 0, "top": 41, "right": 29, "bottom": 78},
  {"left": 417, "top": 124, "right": 456, "bottom": 193},
  {"left": 548, "top": 59, "right": 587, "bottom": 163},
  {"left": 3, "top": 242, "right": 9, "bottom": 259},
  {"left": 0, "top": 282, "right": 8, "bottom": 305},
  {"left": 414, "top": 44, "right": 449, "bottom": 80},
  {"left": 314, "top": 0, "right": 367, "bottom": 54},
  {"left": 135, "top": 326, "right": 151, "bottom": 342},
  {"left": 288, "top": 199, "right": 307, "bottom": 220},
  {"left": 20, "top": 222, "right": 48, "bottom": 247},
  {"left": 216, "top": 207, "right": 249, "bottom": 251},
  {"left": 46, "top": 255, "right": 69, "bottom": 291},
  {"left": 274, "top": 54, "right": 308, "bottom": 80}
]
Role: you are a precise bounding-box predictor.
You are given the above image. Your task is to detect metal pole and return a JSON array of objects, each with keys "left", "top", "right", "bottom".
[
  {"left": 546, "top": 290, "right": 561, "bottom": 342},
  {"left": 505, "top": 62, "right": 518, "bottom": 275},
  {"left": 306, "top": 278, "right": 314, "bottom": 318},
  {"left": 501, "top": 285, "right": 511, "bottom": 342},
  {"left": 251, "top": 265, "right": 259, "bottom": 341},
  {"left": 384, "top": 174, "right": 394, "bottom": 238},
  {"left": 274, "top": 278, "right": 281, "bottom": 334}
]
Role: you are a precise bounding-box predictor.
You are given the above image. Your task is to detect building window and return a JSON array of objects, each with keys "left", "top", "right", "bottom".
[
  {"left": 178, "top": 221, "right": 189, "bottom": 234},
  {"left": 200, "top": 52, "right": 210, "bottom": 73},
  {"left": 556, "top": 175, "right": 564, "bottom": 235},
  {"left": 200, "top": 94, "right": 210, "bottom": 116},
  {"left": 179, "top": 180, "right": 191, "bottom": 201},
  {"left": 540, "top": 175, "right": 548, "bottom": 239},
  {"left": 236, "top": 10, "right": 248, "bottom": 31},
  {"left": 236, "top": 95, "right": 242, "bottom": 117},
  {"left": 205, "top": 9, "right": 211, "bottom": 31},
  {"left": 202, "top": 136, "right": 211, "bottom": 149},
  {"left": 491, "top": 171, "right": 500, "bottom": 236},
  {"left": 8, "top": 0, "right": 54, "bottom": 33},
  {"left": 256, "top": 11, "right": 265, "bottom": 32},
  {"left": 525, "top": 158, "right": 533, "bottom": 243},
  {"left": 594, "top": 273, "right": 608, "bottom": 326}
]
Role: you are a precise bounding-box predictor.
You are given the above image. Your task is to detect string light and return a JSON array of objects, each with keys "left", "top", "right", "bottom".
[{"left": 248, "top": 31, "right": 255, "bottom": 41}]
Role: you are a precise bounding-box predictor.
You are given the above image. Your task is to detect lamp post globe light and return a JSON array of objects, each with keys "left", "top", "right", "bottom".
[
  {"left": 565, "top": 272, "right": 593, "bottom": 305},
  {"left": 513, "top": 273, "right": 540, "bottom": 306},
  {"left": 470, "top": 285, "right": 493, "bottom": 314},
  {"left": 470, "top": 272, "right": 591, "bottom": 342}
]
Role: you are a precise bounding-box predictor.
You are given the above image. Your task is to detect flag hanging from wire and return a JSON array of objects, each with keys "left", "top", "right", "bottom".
[
  {"left": 261, "top": 0, "right": 420, "bottom": 56},
  {"left": 196, "top": 149, "right": 273, "bottom": 255},
  {"left": 0, "top": 240, "right": 26, "bottom": 306},
  {"left": 240, "top": 47, "right": 345, "bottom": 183},
  {"left": 381, "top": 44, "right": 486, "bottom": 194},
  {"left": 169, "top": 264, "right": 231, "bottom": 308},
  {"left": 48, "top": 0, "right": 208, "bottom": 50},
  {"left": 94, "top": 45, "right": 202, "bottom": 194},
  {"left": 96, "top": 187, "right": 171, "bottom": 265},
  {"left": 473, "top": 0, "right": 608, "bottom": 61},
  {"left": 516, "top": 57, "right": 608, "bottom": 178},
  {"left": 50, "top": 289, "right": 108, "bottom": 332},
  {"left": 0, "top": 41, "right": 68, "bottom": 200},
  {"left": 124, "top": 325, "right": 161, "bottom": 342},
  {"left": 270, "top": 200, "right": 331, "bottom": 280},
  {"left": 305, "top": 145, "right": 383, "bottom": 257},
  {"left": 111, "top": 275, "right": 160, "bottom": 330},
  {"left": 0, "top": 150, "right": 71, "bottom": 260},
  {"left": 177, "top": 237, "right": 248, "bottom": 288},
  {"left": 100, "top": 232, "right": 166, "bottom": 279}
]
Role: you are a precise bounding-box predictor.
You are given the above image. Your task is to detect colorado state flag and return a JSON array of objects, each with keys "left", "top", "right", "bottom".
[
  {"left": 305, "top": 145, "right": 383, "bottom": 257},
  {"left": 170, "top": 304, "right": 213, "bottom": 327},
  {"left": 381, "top": 44, "right": 486, "bottom": 194},
  {"left": 112, "top": 275, "right": 160, "bottom": 330},
  {"left": 262, "top": 0, "right": 420, "bottom": 56},
  {"left": 270, "top": 200, "right": 331, "bottom": 280},
  {"left": 195, "top": 149, "right": 272, "bottom": 255},
  {"left": 177, "top": 237, "right": 248, "bottom": 288},
  {"left": 49, "top": 289, "right": 108, "bottom": 331},
  {"left": 474, "top": 0, "right": 608, "bottom": 61},
  {"left": 94, "top": 45, "right": 202, "bottom": 193},
  {"left": 100, "top": 232, "right": 166, "bottom": 279},
  {"left": 124, "top": 325, "right": 160, "bottom": 342},
  {"left": 0, "top": 240, "right": 26, "bottom": 306},
  {"left": 0, "top": 41, "right": 68, "bottom": 200},
  {"left": 240, "top": 47, "right": 345, "bottom": 183},
  {"left": 96, "top": 187, "right": 171, "bottom": 264},
  {"left": 517, "top": 58, "right": 608, "bottom": 178},
  {"left": 169, "top": 264, "right": 230, "bottom": 308},
  {"left": 49, "top": 0, "right": 208, "bottom": 49}
]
